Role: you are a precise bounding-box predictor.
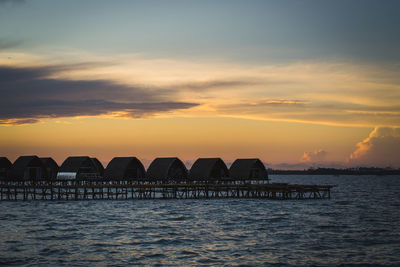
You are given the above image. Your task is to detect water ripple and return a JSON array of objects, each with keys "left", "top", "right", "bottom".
[{"left": 0, "top": 175, "right": 400, "bottom": 266}]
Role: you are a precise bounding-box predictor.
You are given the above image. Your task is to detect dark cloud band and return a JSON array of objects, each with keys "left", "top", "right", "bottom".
[{"left": 0, "top": 65, "right": 198, "bottom": 125}]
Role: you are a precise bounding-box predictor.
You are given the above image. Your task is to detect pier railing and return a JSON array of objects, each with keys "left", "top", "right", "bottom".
[{"left": 0, "top": 180, "right": 332, "bottom": 201}]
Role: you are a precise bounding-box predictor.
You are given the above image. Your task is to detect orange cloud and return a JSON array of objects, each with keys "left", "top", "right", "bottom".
[
  {"left": 300, "top": 149, "right": 328, "bottom": 162},
  {"left": 349, "top": 127, "right": 400, "bottom": 167}
]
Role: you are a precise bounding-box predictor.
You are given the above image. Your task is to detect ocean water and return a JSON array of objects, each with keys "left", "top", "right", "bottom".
[{"left": 0, "top": 175, "right": 399, "bottom": 266}]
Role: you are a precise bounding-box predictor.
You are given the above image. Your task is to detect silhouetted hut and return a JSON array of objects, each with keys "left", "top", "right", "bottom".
[
  {"left": 189, "top": 158, "right": 229, "bottom": 181},
  {"left": 12, "top": 155, "right": 48, "bottom": 180},
  {"left": 146, "top": 157, "right": 188, "bottom": 181},
  {"left": 0, "top": 157, "right": 12, "bottom": 180},
  {"left": 229, "top": 158, "right": 268, "bottom": 181},
  {"left": 40, "top": 157, "right": 59, "bottom": 180},
  {"left": 104, "top": 157, "right": 146, "bottom": 180},
  {"left": 91, "top": 158, "right": 104, "bottom": 177},
  {"left": 57, "top": 156, "right": 100, "bottom": 180}
]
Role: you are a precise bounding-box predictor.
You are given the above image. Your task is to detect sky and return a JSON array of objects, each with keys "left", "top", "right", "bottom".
[{"left": 1, "top": 0, "right": 400, "bottom": 169}]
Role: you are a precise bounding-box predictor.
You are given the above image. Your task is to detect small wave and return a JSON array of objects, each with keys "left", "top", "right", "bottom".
[
  {"left": 143, "top": 253, "right": 166, "bottom": 258},
  {"left": 0, "top": 257, "right": 33, "bottom": 266},
  {"left": 167, "top": 216, "right": 190, "bottom": 221},
  {"left": 152, "top": 238, "right": 182, "bottom": 245},
  {"left": 39, "top": 247, "right": 63, "bottom": 256},
  {"left": 197, "top": 257, "right": 220, "bottom": 264},
  {"left": 180, "top": 250, "right": 199, "bottom": 256}
]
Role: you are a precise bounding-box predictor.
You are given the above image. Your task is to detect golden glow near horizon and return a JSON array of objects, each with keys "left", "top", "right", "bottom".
[{"left": 0, "top": 115, "right": 372, "bottom": 167}]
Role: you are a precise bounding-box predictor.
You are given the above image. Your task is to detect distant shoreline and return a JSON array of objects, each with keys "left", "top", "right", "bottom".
[{"left": 268, "top": 168, "right": 400, "bottom": 175}]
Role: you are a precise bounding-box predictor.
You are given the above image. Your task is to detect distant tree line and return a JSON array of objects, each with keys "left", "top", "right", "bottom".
[{"left": 268, "top": 167, "right": 400, "bottom": 175}]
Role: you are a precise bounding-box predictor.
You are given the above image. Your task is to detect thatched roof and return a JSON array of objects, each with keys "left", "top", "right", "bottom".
[
  {"left": 40, "top": 157, "right": 59, "bottom": 169},
  {"left": 104, "top": 157, "right": 145, "bottom": 180},
  {"left": 0, "top": 157, "right": 12, "bottom": 169},
  {"left": 12, "top": 155, "right": 47, "bottom": 179},
  {"left": 146, "top": 157, "right": 187, "bottom": 180},
  {"left": 229, "top": 158, "right": 268, "bottom": 180},
  {"left": 59, "top": 156, "right": 95, "bottom": 172},
  {"left": 189, "top": 158, "right": 229, "bottom": 180},
  {"left": 40, "top": 157, "right": 59, "bottom": 179},
  {"left": 91, "top": 158, "right": 104, "bottom": 176},
  {"left": 0, "top": 157, "right": 12, "bottom": 179}
]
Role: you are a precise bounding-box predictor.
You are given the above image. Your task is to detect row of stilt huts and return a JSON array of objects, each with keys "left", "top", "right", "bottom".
[{"left": 0, "top": 156, "right": 268, "bottom": 182}]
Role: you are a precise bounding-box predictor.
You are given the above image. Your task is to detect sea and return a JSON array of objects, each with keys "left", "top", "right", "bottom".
[{"left": 0, "top": 175, "right": 399, "bottom": 266}]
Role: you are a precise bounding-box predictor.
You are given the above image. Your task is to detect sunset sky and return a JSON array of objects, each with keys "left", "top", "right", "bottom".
[{"left": 1, "top": 0, "right": 400, "bottom": 168}]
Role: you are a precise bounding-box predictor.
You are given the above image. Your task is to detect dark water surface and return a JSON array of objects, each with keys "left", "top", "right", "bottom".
[{"left": 1, "top": 175, "right": 400, "bottom": 266}]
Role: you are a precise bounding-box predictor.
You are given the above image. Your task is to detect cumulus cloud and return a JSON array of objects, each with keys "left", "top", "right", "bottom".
[
  {"left": 301, "top": 149, "right": 328, "bottom": 162},
  {"left": 0, "top": 65, "right": 198, "bottom": 125},
  {"left": 348, "top": 127, "right": 400, "bottom": 167}
]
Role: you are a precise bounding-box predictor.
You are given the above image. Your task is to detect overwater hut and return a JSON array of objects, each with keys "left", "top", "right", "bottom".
[
  {"left": 11, "top": 155, "right": 48, "bottom": 180},
  {"left": 146, "top": 157, "right": 188, "bottom": 181},
  {"left": 189, "top": 158, "right": 229, "bottom": 181},
  {"left": 40, "top": 157, "right": 59, "bottom": 180},
  {"left": 0, "top": 157, "right": 12, "bottom": 180},
  {"left": 57, "top": 156, "right": 100, "bottom": 180},
  {"left": 229, "top": 158, "right": 268, "bottom": 181},
  {"left": 91, "top": 158, "right": 104, "bottom": 177},
  {"left": 104, "top": 157, "right": 146, "bottom": 180}
]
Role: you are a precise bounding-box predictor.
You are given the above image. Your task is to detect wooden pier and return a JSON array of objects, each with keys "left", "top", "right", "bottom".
[{"left": 0, "top": 180, "right": 332, "bottom": 201}]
